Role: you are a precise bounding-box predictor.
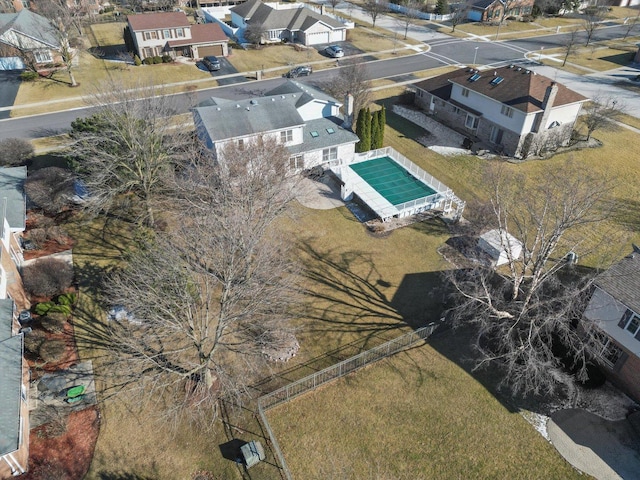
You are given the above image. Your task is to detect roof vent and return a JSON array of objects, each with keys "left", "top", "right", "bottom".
[
  {"left": 236, "top": 104, "right": 241, "bottom": 108},
  {"left": 271, "top": 98, "right": 275, "bottom": 101},
  {"left": 525, "top": 70, "right": 531, "bottom": 74},
  {"left": 281, "top": 95, "right": 285, "bottom": 99},
  {"left": 508, "top": 64, "right": 514, "bottom": 68},
  {"left": 250, "top": 99, "right": 258, "bottom": 105},
  {"left": 216, "top": 107, "right": 221, "bottom": 111},
  {"left": 246, "top": 107, "right": 250, "bottom": 111},
  {"left": 516, "top": 67, "right": 522, "bottom": 71},
  {"left": 494, "top": 71, "right": 497, "bottom": 76}
]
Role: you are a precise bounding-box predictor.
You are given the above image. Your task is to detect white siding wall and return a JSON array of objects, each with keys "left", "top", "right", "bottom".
[
  {"left": 131, "top": 25, "right": 192, "bottom": 55},
  {"left": 544, "top": 103, "right": 582, "bottom": 129},
  {"left": 297, "top": 100, "right": 340, "bottom": 121},
  {"left": 585, "top": 288, "right": 640, "bottom": 355}
]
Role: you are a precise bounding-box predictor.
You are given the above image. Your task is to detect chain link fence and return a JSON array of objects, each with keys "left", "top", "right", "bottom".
[{"left": 258, "top": 324, "right": 437, "bottom": 480}]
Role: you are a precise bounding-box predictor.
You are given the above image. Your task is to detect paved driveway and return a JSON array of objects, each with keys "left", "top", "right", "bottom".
[
  {"left": 548, "top": 408, "right": 640, "bottom": 480},
  {"left": 0, "top": 71, "right": 21, "bottom": 120},
  {"left": 196, "top": 57, "right": 248, "bottom": 85}
]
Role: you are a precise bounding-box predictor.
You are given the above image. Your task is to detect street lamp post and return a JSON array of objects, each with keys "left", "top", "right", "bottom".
[{"left": 473, "top": 46, "right": 479, "bottom": 66}]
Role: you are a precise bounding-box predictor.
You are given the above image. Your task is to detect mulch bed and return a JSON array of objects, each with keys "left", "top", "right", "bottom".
[{"left": 23, "top": 407, "right": 100, "bottom": 480}]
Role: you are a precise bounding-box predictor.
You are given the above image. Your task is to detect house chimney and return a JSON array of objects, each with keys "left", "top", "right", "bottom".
[
  {"left": 342, "top": 92, "right": 354, "bottom": 131},
  {"left": 534, "top": 82, "right": 559, "bottom": 133}
]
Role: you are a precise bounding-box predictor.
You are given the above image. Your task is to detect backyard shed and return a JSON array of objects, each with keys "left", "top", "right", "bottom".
[{"left": 478, "top": 229, "right": 523, "bottom": 266}]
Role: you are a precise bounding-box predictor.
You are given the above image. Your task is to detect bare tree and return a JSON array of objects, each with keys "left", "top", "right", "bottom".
[
  {"left": 582, "top": 95, "right": 625, "bottom": 141},
  {"left": 561, "top": 27, "right": 580, "bottom": 67},
  {"left": 362, "top": 0, "right": 388, "bottom": 27},
  {"left": 37, "top": 0, "right": 85, "bottom": 87},
  {"left": 69, "top": 81, "right": 192, "bottom": 227},
  {"left": 325, "top": 59, "right": 372, "bottom": 126},
  {"left": 446, "top": 158, "right": 616, "bottom": 399},
  {"left": 328, "top": 0, "right": 340, "bottom": 12},
  {"left": 396, "top": 0, "right": 422, "bottom": 40},
  {"left": 450, "top": 1, "right": 470, "bottom": 32},
  {"left": 582, "top": 6, "right": 606, "bottom": 47},
  {"left": 25, "top": 167, "right": 77, "bottom": 215},
  {"left": 100, "top": 138, "right": 301, "bottom": 428},
  {"left": 243, "top": 22, "right": 266, "bottom": 46},
  {"left": 0, "top": 138, "right": 34, "bottom": 166},
  {"left": 622, "top": 10, "right": 640, "bottom": 40}
]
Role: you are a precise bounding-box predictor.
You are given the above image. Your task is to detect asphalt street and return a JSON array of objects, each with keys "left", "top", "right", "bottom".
[{"left": 2, "top": 8, "right": 640, "bottom": 140}]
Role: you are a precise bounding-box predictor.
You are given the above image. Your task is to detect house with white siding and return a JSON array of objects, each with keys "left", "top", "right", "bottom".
[
  {"left": 583, "top": 247, "right": 640, "bottom": 403},
  {"left": 230, "top": 0, "right": 348, "bottom": 45},
  {"left": 413, "top": 65, "right": 588, "bottom": 158},
  {"left": 194, "top": 80, "right": 358, "bottom": 171}
]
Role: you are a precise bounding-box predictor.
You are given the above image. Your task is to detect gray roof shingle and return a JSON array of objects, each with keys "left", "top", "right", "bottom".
[
  {"left": 414, "top": 66, "right": 587, "bottom": 114},
  {"left": 0, "top": 334, "right": 23, "bottom": 457},
  {"left": 0, "top": 299, "right": 13, "bottom": 342},
  {"left": 287, "top": 117, "right": 359, "bottom": 154},
  {"left": 0, "top": 166, "right": 26, "bottom": 231},
  {"left": 232, "top": 0, "right": 344, "bottom": 31},
  {"left": 595, "top": 250, "right": 640, "bottom": 315},
  {"left": 0, "top": 9, "right": 59, "bottom": 49}
]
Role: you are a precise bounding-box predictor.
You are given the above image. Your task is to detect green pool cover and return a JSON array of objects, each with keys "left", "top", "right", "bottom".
[{"left": 349, "top": 156, "right": 437, "bottom": 206}]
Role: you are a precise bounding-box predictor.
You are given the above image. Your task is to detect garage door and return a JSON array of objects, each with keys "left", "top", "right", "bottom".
[
  {"left": 306, "top": 31, "right": 329, "bottom": 46},
  {"left": 199, "top": 45, "right": 223, "bottom": 57},
  {"left": 0, "top": 57, "right": 25, "bottom": 70}
]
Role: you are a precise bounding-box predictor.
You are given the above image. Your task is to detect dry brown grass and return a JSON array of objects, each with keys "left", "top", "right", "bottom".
[{"left": 268, "top": 340, "right": 584, "bottom": 480}]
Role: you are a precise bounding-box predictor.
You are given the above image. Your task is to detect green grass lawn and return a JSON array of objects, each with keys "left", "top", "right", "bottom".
[
  {"left": 53, "top": 80, "right": 640, "bottom": 478},
  {"left": 268, "top": 338, "right": 584, "bottom": 479}
]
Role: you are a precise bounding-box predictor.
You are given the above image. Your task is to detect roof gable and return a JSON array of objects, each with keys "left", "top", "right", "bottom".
[
  {"left": 233, "top": 0, "right": 345, "bottom": 31},
  {"left": 595, "top": 249, "right": 640, "bottom": 315},
  {"left": 128, "top": 12, "right": 190, "bottom": 31},
  {"left": 414, "top": 66, "right": 587, "bottom": 114}
]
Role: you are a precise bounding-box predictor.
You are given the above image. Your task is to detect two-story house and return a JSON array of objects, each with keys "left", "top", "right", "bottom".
[
  {"left": 583, "top": 247, "right": 640, "bottom": 403},
  {"left": 127, "top": 11, "right": 228, "bottom": 61},
  {"left": 230, "top": 0, "right": 347, "bottom": 45},
  {"left": 0, "top": 9, "right": 62, "bottom": 71},
  {"left": 0, "top": 166, "right": 29, "bottom": 478},
  {"left": 193, "top": 80, "right": 359, "bottom": 171},
  {"left": 413, "top": 66, "right": 587, "bottom": 158}
]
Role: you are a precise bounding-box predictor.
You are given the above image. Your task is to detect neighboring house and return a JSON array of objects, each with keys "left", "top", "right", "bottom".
[
  {"left": 194, "top": 80, "right": 359, "bottom": 171},
  {"left": 0, "top": 166, "right": 29, "bottom": 478},
  {"left": 467, "top": 0, "right": 534, "bottom": 22},
  {"left": 3, "top": 0, "right": 101, "bottom": 15},
  {"left": 0, "top": 9, "right": 62, "bottom": 71},
  {"left": 583, "top": 247, "right": 640, "bottom": 403},
  {"left": 413, "top": 65, "right": 587, "bottom": 158},
  {"left": 230, "top": 0, "right": 347, "bottom": 45},
  {"left": 127, "top": 11, "right": 228, "bottom": 60}
]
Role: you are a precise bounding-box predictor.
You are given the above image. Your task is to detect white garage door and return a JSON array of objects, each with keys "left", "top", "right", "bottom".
[
  {"left": 306, "top": 31, "right": 330, "bottom": 46},
  {"left": 0, "top": 57, "right": 25, "bottom": 70}
]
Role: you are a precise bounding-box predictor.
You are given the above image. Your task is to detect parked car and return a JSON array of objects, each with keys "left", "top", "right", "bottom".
[
  {"left": 285, "top": 65, "right": 313, "bottom": 78},
  {"left": 325, "top": 45, "right": 344, "bottom": 58},
  {"left": 202, "top": 55, "right": 221, "bottom": 71}
]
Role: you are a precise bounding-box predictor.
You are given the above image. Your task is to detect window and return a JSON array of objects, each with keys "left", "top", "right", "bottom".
[
  {"left": 289, "top": 155, "right": 304, "bottom": 169},
  {"left": 144, "top": 31, "right": 158, "bottom": 40},
  {"left": 595, "top": 332, "right": 624, "bottom": 368},
  {"left": 21, "top": 0, "right": 30, "bottom": 8},
  {"left": 465, "top": 114, "right": 479, "bottom": 130},
  {"left": 501, "top": 105, "right": 514, "bottom": 118},
  {"left": 452, "top": 106, "right": 461, "bottom": 114},
  {"left": 461, "top": 88, "right": 469, "bottom": 98},
  {"left": 618, "top": 309, "right": 640, "bottom": 337},
  {"left": 163, "top": 29, "right": 171, "bottom": 39},
  {"left": 280, "top": 129, "right": 293, "bottom": 143},
  {"left": 490, "top": 126, "right": 504, "bottom": 144},
  {"left": 34, "top": 50, "right": 52, "bottom": 63},
  {"left": 144, "top": 48, "right": 154, "bottom": 58},
  {"left": 322, "top": 147, "right": 338, "bottom": 163},
  {"left": 237, "top": 138, "right": 244, "bottom": 150},
  {"left": 176, "top": 28, "right": 184, "bottom": 38}
]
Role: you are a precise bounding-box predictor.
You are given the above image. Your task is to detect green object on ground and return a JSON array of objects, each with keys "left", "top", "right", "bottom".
[
  {"left": 350, "top": 156, "right": 437, "bottom": 206},
  {"left": 66, "top": 385, "right": 85, "bottom": 398}
]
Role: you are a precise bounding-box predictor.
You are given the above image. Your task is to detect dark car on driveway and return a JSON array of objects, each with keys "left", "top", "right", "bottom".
[
  {"left": 202, "top": 55, "right": 221, "bottom": 71},
  {"left": 284, "top": 65, "right": 313, "bottom": 78}
]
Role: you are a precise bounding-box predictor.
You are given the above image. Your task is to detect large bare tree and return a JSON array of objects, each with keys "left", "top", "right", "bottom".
[
  {"left": 36, "top": 0, "right": 85, "bottom": 87},
  {"left": 582, "top": 95, "right": 625, "bottom": 141},
  {"left": 69, "top": 82, "right": 192, "bottom": 227},
  {"left": 582, "top": 5, "right": 606, "bottom": 46},
  {"left": 325, "top": 59, "right": 372, "bottom": 127},
  {"left": 396, "top": 0, "right": 422, "bottom": 40},
  {"left": 100, "top": 138, "right": 301, "bottom": 427},
  {"left": 561, "top": 27, "right": 580, "bottom": 67},
  {"left": 362, "top": 0, "right": 388, "bottom": 27},
  {"left": 446, "top": 159, "right": 616, "bottom": 399}
]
